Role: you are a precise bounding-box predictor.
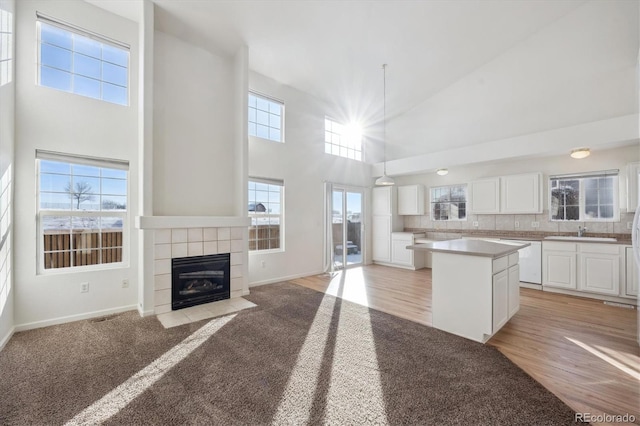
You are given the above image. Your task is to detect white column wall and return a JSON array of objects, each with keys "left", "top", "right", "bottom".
[
  {"left": 13, "top": 1, "right": 139, "bottom": 328},
  {"left": 247, "top": 71, "right": 373, "bottom": 286},
  {"left": 0, "top": 0, "right": 15, "bottom": 346}
]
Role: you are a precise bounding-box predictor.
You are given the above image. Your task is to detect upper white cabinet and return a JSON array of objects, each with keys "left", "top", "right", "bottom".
[
  {"left": 500, "top": 173, "right": 542, "bottom": 214},
  {"left": 470, "top": 173, "right": 542, "bottom": 214},
  {"left": 469, "top": 178, "right": 500, "bottom": 214},
  {"left": 398, "top": 184, "right": 425, "bottom": 215},
  {"left": 626, "top": 162, "right": 639, "bottom": 212}
]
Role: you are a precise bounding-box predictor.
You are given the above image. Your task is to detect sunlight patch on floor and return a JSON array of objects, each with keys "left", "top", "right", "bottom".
[
  {"left": 325, "top": 269, "right": 370, "bottom": 307},
  {"left": 65, "top": 314, "right": 236, "bottom": 425},
  {"left": 327, "top": 279, "right": 388, "bottom": 424},
  {"left": 566, "top": 336, "right": 640, "bottom": 380},
  {"left": 271, "top": 289, "right": 338, "bottom": 424}
]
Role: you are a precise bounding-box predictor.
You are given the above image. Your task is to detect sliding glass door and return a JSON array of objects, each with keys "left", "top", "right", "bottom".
[{"left": 331, "top": 187, "right": 363, "bottom": 269}]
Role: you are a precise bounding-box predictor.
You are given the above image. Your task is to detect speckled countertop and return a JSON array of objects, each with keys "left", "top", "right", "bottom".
[
  {"left": 408, "top": 239, "right": 530, "bottom": 258},
  {"left": 404, "top": 228, "right": 632, "bottom": 245}
]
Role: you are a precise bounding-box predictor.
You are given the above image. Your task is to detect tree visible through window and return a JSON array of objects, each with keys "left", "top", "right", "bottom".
[
  {"left": 248, "top": 179, "right": 283, "bottom": 251},
  {"left": 37, "top": 153, "right": 128, "bottom": 271},
  {"left": 431, "top": 185, "right": 467, "bottom": 221},
  {"left": 550, "top": 172, "right": 618, "bottom": 221}
]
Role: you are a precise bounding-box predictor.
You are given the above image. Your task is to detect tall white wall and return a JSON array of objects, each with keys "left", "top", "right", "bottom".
[
  {"left": 153, "top": 31, "right": 236, "bottom": 216},
  {"left": 248, "top": 71, "right": 372, "bottom": 285},
  {"left": 0, "top": 0, "right": 15, "bottom": 346},
  {"left": 13, "top": 1, "right": 139, "bottom": 328}
]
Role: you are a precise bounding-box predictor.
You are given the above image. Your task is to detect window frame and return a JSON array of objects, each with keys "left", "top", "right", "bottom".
[
  {"left": 248, "top": 178, "right": 284, "bottom": 253},
  {"left": 248, "top": 91, "right": 285, "bottom": 143},
  {"left": 36, "top": 13, "right": 130, "bottom": 106},
  {"left": 36, "top": 151, "right": 129, "bottom": 274},
  {"left": 324, "top": 116, "right": 363, "bottom": 162},
  {"left": 0, "top": 6, "right": 13, "bottom": 86},
  {"left": 549, "top": 171, "right": 620, "bottom": 222},
  {"left": 430, "top": 184, "right": 468, "bottom": 221}
]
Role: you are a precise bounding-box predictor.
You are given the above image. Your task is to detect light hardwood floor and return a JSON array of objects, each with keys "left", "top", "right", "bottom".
[{"left": 290, "top": 265, "right": 639, "bottom": 423}]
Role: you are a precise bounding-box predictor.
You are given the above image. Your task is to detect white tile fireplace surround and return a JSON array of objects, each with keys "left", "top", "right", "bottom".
[{"left": 136, "top": 216, "right": 250, "bottom": 315}]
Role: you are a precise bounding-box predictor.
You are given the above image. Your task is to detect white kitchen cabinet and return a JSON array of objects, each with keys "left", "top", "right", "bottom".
[
  {"left": 578, "top": 244, "right": 620, "bottom": 296},
  {"left": 542, "top": 242, "right": 577, "bottom": 290},
  {"left": 373, "top": 186, "right": 393, "bottom": 215},
  {"left": 500, "top": 173, "right": 542, "bottom": 214},
  {"left": 390, "top": 232, "right": 425, "bottom": 270},
  {"left": 469, "top": 178, "right": 500, "bottom": 214},
  {"left": 397, "top": 184, "right": 425, "bottom": 215},
  {"left": 372, "top": 216, "right": 392, "bottom": 262},
  {"left": 492, "top": 269, "right": 509, "bottom": 332},
  {"left": 508, "top": 264, "right": 520, "bottom": 317},
  {"left": 372, "top": 186, "right": 403, "bottom": 264},
  {"left": 626, "top": 162, "right": 639, "bottom": 212},
  {"left": 624, "top": 247, "right": 639, "bottom": 297}
]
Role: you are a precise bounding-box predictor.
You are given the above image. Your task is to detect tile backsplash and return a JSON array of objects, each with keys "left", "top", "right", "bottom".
[{"left": 404, "top": 209, "right": 634, "bottom": 236}]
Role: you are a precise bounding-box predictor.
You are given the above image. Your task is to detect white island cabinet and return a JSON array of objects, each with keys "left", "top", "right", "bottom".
[{"left": 408, "top": 239, "right": 528, "bottom": 343}]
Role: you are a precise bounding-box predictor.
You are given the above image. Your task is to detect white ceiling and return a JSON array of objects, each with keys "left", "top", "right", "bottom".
[{"left": 87, "top": 0, "right": 639, "bottom": 168}]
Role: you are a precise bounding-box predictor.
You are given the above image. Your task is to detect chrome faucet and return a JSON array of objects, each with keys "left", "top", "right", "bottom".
[{"left": 578, "top": 226, "right": 587, "bottom": 237}]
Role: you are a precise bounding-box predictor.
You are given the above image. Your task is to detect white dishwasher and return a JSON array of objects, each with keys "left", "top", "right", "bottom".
[{"left": 500, "top": 240, "right": 542, "bottom": 285}]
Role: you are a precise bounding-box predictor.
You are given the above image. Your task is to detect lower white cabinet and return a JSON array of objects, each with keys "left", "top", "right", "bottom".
[
  {"left": 492, "top": 270, "right": 509, "bottom": 332},
  {"left": 372, "top": 216, "right": 392, "bottom": 262},
  {"left": 542, "top": 244, "right": 577, "bottom": 290},
  {"left": 625, "top": 247, "right": 639, "bottom": 297},
  {"left": 508, "top": 264, "right": 520, "bottom": 317},
  {"left": 578, "top": 244, "right": 620, "bottom": 296},
  {"left": 390, "top": 232, "right": 425, "bottom": 270}
]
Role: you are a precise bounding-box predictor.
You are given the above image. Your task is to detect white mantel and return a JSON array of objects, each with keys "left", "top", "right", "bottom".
[{"left": 136, "top": 216, "right": 250, "bottom": 229}]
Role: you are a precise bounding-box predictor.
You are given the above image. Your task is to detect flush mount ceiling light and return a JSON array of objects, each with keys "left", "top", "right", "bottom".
[
  {"left": 375, "top": 64, "right": 395, "bottom": 186},
  {"left": 436, "top": 169, "right": 448, "bottom": 176},
  {"left": 570, "top": 148, "right": 590, "bottom": 159}
]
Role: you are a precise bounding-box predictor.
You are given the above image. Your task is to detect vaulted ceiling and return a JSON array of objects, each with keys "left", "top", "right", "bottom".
[{"left": 87, "top": 0, "right": 639, "bottom": 171}]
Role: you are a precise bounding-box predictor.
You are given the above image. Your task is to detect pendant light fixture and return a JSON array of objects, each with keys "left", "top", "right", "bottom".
[{"left": 375, "top": 64, "right": 395, "bottom": 186}]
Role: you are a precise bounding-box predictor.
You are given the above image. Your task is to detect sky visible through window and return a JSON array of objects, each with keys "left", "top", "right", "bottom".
[
  {"left": 248, "top": 93, "right": 283, "bottom": 142},
  {"left": 0, "top": 7, "right": 12, "bottom": 86},
  {"left": 38, "top": 21, "right": 129, "bottom": 105}
]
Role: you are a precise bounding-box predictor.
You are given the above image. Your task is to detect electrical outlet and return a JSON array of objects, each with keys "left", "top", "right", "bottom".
[
  {"left": 627, "top": 222, "right": 633, "bottom": 230},
  {"left": 514, "top": 221, "right": 520, "bottom": 228},
  {"left": 122, "top": 279, "right": 129, "bottom": 288},
  {"left": 80, "top": 282, "right": 89, "bottom": 293},
  {"left": 473, "top": 221, "right": 479, "bottom": 227},
  {"left": 531, "top": 221, "right": 540, "bottom": 228}
]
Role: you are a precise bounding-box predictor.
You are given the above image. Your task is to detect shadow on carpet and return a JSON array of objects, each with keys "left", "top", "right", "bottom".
[{"left": 0, "top": 282, "right": 584, "bottom": 425}]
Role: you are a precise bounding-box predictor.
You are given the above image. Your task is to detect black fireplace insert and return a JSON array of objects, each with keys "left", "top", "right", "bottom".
[{"left": 171, "top": 253, "right": 230, "bottom": 310}]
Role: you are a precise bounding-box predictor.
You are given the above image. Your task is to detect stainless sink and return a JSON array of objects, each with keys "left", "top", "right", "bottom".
[{"left": 544, "top": 236, "right": 617, "bottom": 242}]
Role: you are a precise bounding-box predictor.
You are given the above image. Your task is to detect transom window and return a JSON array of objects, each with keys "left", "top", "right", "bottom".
[
  {"left": 37, "top": 151, "right": 128, "bottom": 272},
  {"left": 248, "top": 92, "right": 284, "bottom": 142},
  {"left": 324, "top": 117, "right": 363, "bottom": 161},
  {"left": 248, "top": 179, "right": 283, "bottom": 252},
  {"left": 550, "top": 171, "right": 619, "bottom": 221},
  {"left": 37, "top": 14, "right": 129, "bottom": 105},
  {"left": 431, "top": 185, "right": 467, "bottom": 221},
  {"left": 0, "top": 6, "right": 13, "bottom": 86}
]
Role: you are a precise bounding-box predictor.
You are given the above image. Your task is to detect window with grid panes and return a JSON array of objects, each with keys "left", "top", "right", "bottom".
[
  {"left": 37, "top": 151, "right": 128, "bottom": 272},
  {"left": 430, "top": 185, "right": 467, "bottom": 221},
  {"left": 550, "top": 171, "right": 619, "bottom": 221},
  {"left": 37, "top": 14, "right": 129, "bottom": 105},
  {"left": 248, "top": 92, "right": 284, "bottom": 142},
  {"left": 248, "top": 179, "right": 283, "bottom": 251},
  {"left": 324, "top": 117, "right": 363, "bottom": 161}
]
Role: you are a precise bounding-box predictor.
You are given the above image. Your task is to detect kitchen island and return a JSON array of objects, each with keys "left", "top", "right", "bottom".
[{"left": 408, "top": 239, "right": 530, "bottom": 343}]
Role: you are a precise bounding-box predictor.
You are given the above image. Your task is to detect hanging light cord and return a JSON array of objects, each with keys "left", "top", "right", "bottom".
[{"left": 382, "top": 63, "right": 387, "bottom": 176}]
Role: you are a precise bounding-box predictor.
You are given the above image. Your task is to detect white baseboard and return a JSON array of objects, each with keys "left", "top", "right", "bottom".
[
  {"left": 14, "top": 304, "right": 138, "bottom": 332},
  {"left": 0, "top": 326, "right": 15, "bottom": 351},
  {"left": 137, "top": 306, "right": 155, "bottom": 317},
  {"left": 249, "top": 270, "right": 324, "bottom": 287}
]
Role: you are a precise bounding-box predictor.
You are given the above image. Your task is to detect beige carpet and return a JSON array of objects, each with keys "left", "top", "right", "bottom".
[{"left": 0, "top": 282, "right": 583, "bottom": 425}]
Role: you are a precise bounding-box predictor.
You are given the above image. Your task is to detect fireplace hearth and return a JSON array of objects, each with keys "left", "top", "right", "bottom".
[{"left": 172, "top": 253, "right": 230, "bottom": 310}]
